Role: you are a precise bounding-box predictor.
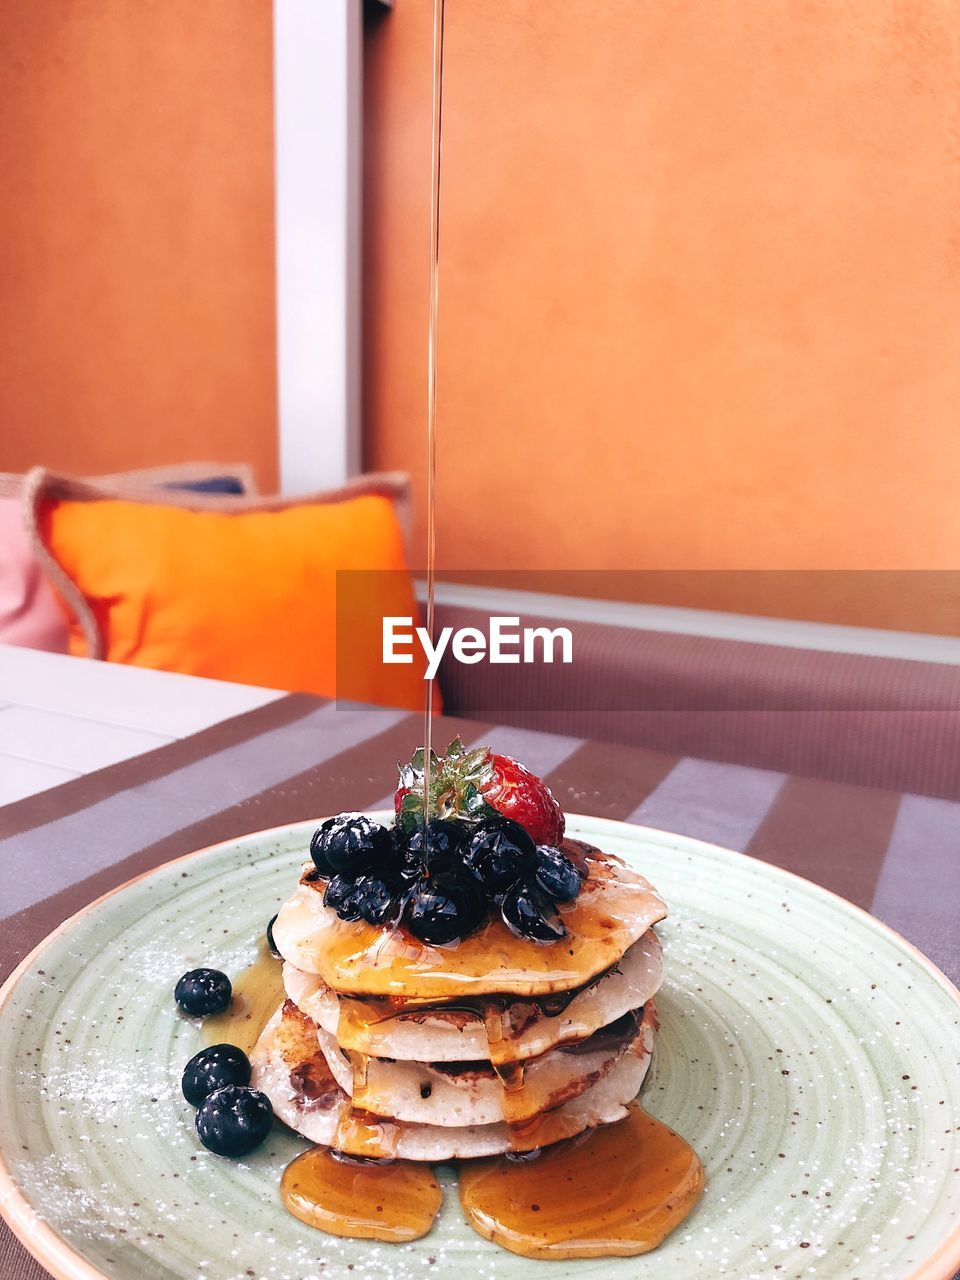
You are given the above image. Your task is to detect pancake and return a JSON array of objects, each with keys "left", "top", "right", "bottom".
[
  {"left": 250, "top": 999, "right": 657, "bottom": 1161},
  {"left": 283, "top": 928, "right": 663, "bottom": 1064},
  {"left": 272, "top": 841, "right": 666, "bottom": 1000},
  {"left": 316, "top": 1009, "right": 642, "bottom": 1127}
]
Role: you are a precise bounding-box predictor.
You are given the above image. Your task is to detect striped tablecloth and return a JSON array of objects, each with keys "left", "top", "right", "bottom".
[{"left": 2, "top": 693, "right": 958, "bottom": 1280}]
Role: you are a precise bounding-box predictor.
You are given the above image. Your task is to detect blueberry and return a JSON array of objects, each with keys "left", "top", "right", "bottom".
[
  {"left": 323, "top": 874, "right": 366, "bottom": 921},
  {"left": 403, "top": 819, "right": 466, "bottom": 870},
  {"left": 406, "top": 868, "right": 485, "bottom": 945},
  {"left": 352, "top": 874, "right": 402, "bottom": 926},
  {"left": 195, "top": 1085, "right": 273, "bottom": 1157},
  {"left": 463, "top": 819, "right": 537, "bottom": 896},
  {"left": 309, "top": 823, "right": 336, "bottom": 876},
  {"left": 390, "top": 826, "right": 420, "bottom": 880},
  {"left": 266, "top": 914, "right": 281, "bottom": 958},
  {"left": 310, "top": 813, "right": 391, "bottom": 878},
  {"left": 182, "top": 1044, "right": 251, "bottom": 1107},
  {"left": 532, "top": 845, "right": 582, "bottom": 903},
  {"left": 174, "top": 968, "right": 232, "bottom": 1016},
  {"left": 501, "top": 881, "right": 566, "bottom": 943}
]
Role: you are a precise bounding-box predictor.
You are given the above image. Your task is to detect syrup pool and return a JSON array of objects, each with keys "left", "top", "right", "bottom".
[
  {"left": 277, "top": 1105, "right": 702, "bottom": 1253},
  {"left": 281, "top": 1147, "right": 442, "bottom": 1243},
  {"left": 458, "top": 1103, "right": 704, "bottom": 1259},
  {"left": 200, "top": 942, "right": 284, "bottom": 1055}
]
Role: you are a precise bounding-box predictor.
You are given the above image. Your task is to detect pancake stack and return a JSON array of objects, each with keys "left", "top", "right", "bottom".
[{"left": 251, "top": 831, "right": 667, "bottom": 1161}]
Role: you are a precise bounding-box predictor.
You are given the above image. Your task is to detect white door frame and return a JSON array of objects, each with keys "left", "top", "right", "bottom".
[{"left": 273, "top": 0, "right": 369, "bottom": 494}]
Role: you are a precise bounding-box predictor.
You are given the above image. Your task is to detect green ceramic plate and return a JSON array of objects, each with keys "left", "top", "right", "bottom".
[{"left": 2, "top": 815, "right": 959, "bottom": 1280}]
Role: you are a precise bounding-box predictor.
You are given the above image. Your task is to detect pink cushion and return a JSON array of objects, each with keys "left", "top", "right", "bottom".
[{"left": 0, "top": 497, "right": 69, "bottom": 651}]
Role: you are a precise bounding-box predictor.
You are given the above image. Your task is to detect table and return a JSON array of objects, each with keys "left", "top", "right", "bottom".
[
  {"left": 0, "top": 646, "right": 285, "bottom": 805},
  {"left": 1, "top": 649, "right": 958, "bottom": 1280}
]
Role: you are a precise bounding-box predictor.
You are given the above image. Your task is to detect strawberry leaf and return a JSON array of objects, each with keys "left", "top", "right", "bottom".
[
  {"left": 462, "top": 783, "right": 485, "bottom": 815},
  {"left": 463, "top": 746, "right": 491, "bottom": 773}
]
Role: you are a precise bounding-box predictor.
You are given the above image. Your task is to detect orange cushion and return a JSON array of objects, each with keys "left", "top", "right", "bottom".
[{"left": 37, "top": 492, "right": 431, "bottom": 711}]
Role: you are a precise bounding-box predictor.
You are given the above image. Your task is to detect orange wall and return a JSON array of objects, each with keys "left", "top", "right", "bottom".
[
  {"left": 363, "top": 1, "right": 960, "bottom": 630},
  {"left": 0, "top": 1, "right": 277, "bottom": 489}
]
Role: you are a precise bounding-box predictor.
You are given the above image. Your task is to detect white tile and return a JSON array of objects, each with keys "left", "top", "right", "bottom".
[
  {"left": 0, "top": 646, "right": 284, "bottom": 739},
  {"left": 0, "top": 754, "right": 79, "bottom": 805},
  {"left": 0, "top": 705, "right": 174, "bottom": 773}
]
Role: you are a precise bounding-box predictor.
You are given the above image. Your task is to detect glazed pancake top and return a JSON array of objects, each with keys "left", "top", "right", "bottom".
[
  {"left": 271, "top": 842, "right": 667, "bottom": 1000},
  {"left": 282, "top": 928, "right": 663, "bottom": 1063}
]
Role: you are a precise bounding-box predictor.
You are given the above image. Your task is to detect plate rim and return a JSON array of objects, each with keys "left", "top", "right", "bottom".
[{"left": 1, "top": 813, "right": 959, "bottom": 1280}]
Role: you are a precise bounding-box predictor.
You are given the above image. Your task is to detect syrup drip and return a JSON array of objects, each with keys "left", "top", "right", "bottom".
[
  {"left": 335, "top": 995, "right": 389, "bottom": 1054},
  {"left": 491, "top": 1060, "right": 526, "bottom": 1129},
  {"left": 346, "top": 1048, "right": 369, "bottom": 1090},
  {"left": 491, "top": 1058, "right": 524, "bottom": 1092},
  {"left": 458, "top": 1103, "right": 704, "bottom": 1259},
  {"left": 483, "top": 1000, "right": 505, "bottom": 1048},
  {"left": 345, "top": 1047, "right": 374, "bottom": 1115},
  {"left": 281, "top": 1146, "right": 441, "bottom": 1243},
  {"left": 333, "top": 1108, "right": 401, "bottom": 1161},
  {"left": 200, "top": 941, "right": 284, "bottom": 1055}
]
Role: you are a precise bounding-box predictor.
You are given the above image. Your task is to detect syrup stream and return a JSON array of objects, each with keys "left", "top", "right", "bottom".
[{"left": 421, "top": 0, "right": 445, "bottom": 817}]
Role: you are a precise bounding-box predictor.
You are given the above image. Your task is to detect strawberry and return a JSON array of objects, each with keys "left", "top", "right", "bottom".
[
  {"left": 479, "top": 753, "right": 565, "bottom": 845},
  {"left": 394, "top": 739, "right": 565, "bottom": 846}
]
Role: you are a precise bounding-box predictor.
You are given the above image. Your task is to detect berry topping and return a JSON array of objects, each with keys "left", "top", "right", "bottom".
[
  {"left": 462, "top": 819, "right": 537, "bottom": 896},
  {"left": 501, "top": 880, "right": 567, "bottom": 943},
  {"left": 315, "top": 743, "right": 578, "bottom": 944},
  {"left": 182, "top": 1044, "right": 252, "bottom": 1107},
  {"left": 195, "top": 1085, "right": 273, "bottom": 1157},
  {"left": 310, "top": 813, "right": 391, "bottom": 878},
  {"left": 394, "top": 739, "right": 565, "bottom": 846},
  {"left": 174, "top": 968, "right": 232, "bottom": 1016},
  {"left": 323, "top": 873, "right": 366, "bottom": 921},
  {"left": 532, "top": 844, "right": 583, "bottom": 903},
  {"left": 406, "top": 868, "right": 485, "bottom": 945},
  {"left": 354, "top": 874, "right": 402, "bottom": 926},
  {"left": 265, "top": 913, "right": 281, "bottom": 958}
]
